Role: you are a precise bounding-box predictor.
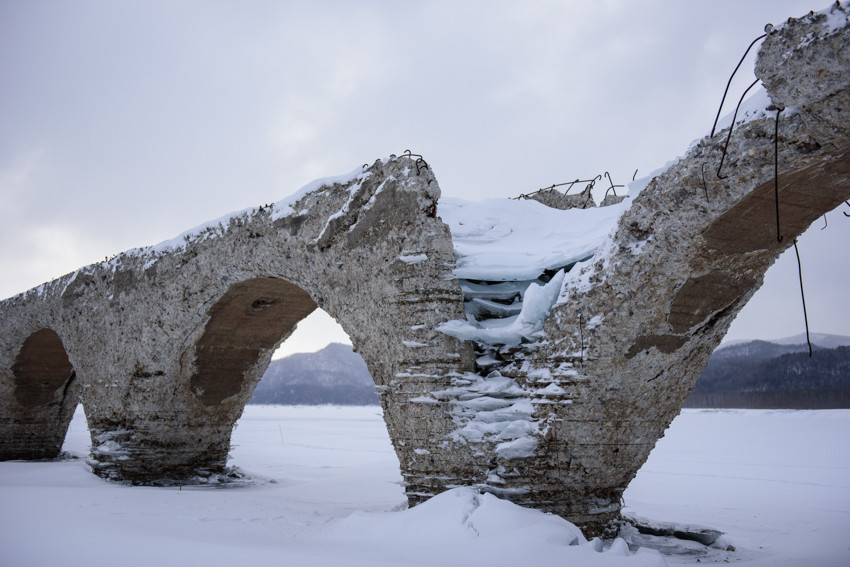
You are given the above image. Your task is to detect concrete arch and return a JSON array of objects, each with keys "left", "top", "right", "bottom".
[
  {"left": 1, "top": 328, "right": 80, "bottom": 459},
  {"left": 43, "top": 156, "right": 474, "bottom": 484}
]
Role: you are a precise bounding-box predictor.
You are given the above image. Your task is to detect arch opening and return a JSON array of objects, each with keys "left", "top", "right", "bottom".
[
  {"left": 13, "top": 328, "right": 75, "bottom": 408},
  {"left": 60, "top": 403, "right": 91, "bottom": 455},
  {"left": 250, "top": 311, "right": 376, "bottom": 406},
  {"left": 190, "top": 277, "right": 318, "bottom": 405},
  {"left": 271, "top": 309, "right": 353, "bottom": 360}
]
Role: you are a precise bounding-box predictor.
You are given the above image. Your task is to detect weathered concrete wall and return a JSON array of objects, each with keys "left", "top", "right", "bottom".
[
  {"left": 458, "top": 5, "right": 850, "bottom": 534},
  {"left": 0, "top": 3, "right": 847, "bottom": 538},
  {"left": 0, "top": 156, "right": 473, "bottom": 483}
]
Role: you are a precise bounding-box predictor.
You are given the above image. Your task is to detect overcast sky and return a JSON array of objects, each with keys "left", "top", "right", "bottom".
[{"left": 1, "top": 0, "right": 846, "bottom": 355}]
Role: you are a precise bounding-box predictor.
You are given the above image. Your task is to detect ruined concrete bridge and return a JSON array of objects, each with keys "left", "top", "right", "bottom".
[{"left": 1, "top": 7, "right": 848, "bottom": 535}]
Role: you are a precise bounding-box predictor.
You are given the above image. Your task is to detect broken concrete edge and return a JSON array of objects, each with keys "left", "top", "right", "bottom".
[
  {"left": 424, "top": 6, "right": 850, "bottom": 531},
  {"left": 758, "top": 1, "right": 849, "bottom": 110}
]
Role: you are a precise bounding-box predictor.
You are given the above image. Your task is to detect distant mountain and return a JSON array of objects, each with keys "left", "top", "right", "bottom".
[
  {"left": 773, "top": 333, "right": 850, "bottom": 350},
  {"left": 711, "top": 339, "right": 814, "bottom": 361},
  {"left": 685, "top": 334, "right": 850, "bottom": 409},
  {"left": 249, "top": 343, "right": 378, "bottom": 406},
  {"left": 255, "top": 336, "right": 850, "bottom": 408},
  {"left": 718, "top": 333, "right": 850, "bottom": 353}
]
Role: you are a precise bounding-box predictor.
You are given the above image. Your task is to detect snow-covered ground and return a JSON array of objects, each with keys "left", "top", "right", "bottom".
[{"left": 1, "top": 406, "right": 848, "bottom": 567}]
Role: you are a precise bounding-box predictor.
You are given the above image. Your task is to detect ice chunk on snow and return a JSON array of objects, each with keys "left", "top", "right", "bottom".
[{"left": 331, "top": 488, "right": 664, "bottom": 564}]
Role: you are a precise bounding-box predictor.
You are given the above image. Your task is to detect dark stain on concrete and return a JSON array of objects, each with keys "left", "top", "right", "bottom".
[
  {"left": 625, "top": 334, "right": 688, "bottom": 359},
  {"left": 668, "top": 271, "right": 755, "bottom": 334},
  {"left": 12, "top": 328, "right": 75, "bottom": 408},
  {"left": 190, "top": 278, "right": 317, "bottom": 405},
  {"left": 702, "top": 153, "right": 850, "bottom": 254}
]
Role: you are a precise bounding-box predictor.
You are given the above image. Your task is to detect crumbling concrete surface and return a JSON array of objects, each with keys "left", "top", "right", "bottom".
[
  {"left": 511, "top": 4, "right": 850, "bottom": 534},
  {"left": 0, "top": 3, "right": 847, "bottom": 537},
  {"left": 0, "top": 156, "right": 472, "bottom": 483}
]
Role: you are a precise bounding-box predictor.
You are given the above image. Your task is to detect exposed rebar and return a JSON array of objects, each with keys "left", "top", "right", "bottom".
[
  {"left": 792, "top": 239, "right": 813, "bottom": 357},
  {"left": 710, "top": 34, "right": 767, "bottom": 138},
  {"left": 774, "top": 108, "right": 784, "bottom": 243},
  {"left": 717, "top": 78, "right": 761, "bottom": 180}
]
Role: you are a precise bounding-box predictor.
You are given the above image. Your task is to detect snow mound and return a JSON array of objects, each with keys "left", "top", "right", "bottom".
[{"left": 331, "top": 487, "right": 666, "bottom": 566}]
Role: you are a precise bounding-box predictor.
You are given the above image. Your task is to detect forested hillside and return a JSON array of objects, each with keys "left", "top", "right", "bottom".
[
  {"left": 251, "top": 338, "right": 850, "bottom": 409},
  {"left": 685, "top": 340, "right": 850, "bottom": 409}
]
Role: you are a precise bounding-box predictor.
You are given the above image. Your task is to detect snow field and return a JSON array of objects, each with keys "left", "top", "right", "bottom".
[{"left": 0, "top": 406, "right": 848, "bottom": 566}]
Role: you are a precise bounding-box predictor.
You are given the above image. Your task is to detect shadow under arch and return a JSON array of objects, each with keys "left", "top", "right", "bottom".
[
  {"left": 3, "top": 328, "right": 80, "bottom": 459},
  {"left": 190, "top": 277, "right": 318, "bottom": 405}
]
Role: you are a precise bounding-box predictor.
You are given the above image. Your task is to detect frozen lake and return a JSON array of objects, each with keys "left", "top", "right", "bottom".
[{"left": 1, "top": 406, "right": 848, "bottom": 566}]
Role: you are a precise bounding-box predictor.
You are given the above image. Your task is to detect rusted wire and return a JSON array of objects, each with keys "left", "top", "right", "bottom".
[
  {"left": 711, "top": 34, "right": 767, "bottom": 138},
  {"left": 843, "top": 200, "right": 850, "bottom": 217},
  {"left": 820, "top": 214, "right": 828, "bottom": 230},
  {"left": 603, "top": 171, "right": 624, "bottom": 198},
  {"left": 400, "top": 149, "right": 429, "bottom": 175},
  {"left": 774, "top": 108, "right": 784, "bottom": 243},
  {"left": 717, "top": 78, "right": 761, "bottom": 179},
  {"left": 514, "top": 175, "right": 601, "bottom": 201},
  {"left": 773, "top": 109, "right": 810, "bottom": 357},
  {"left": 792, "top": 239, "right": 813, "bottom": 357},
  {"left": 516, "top": 171, "right": 627, "bottom": 204},
  {"left": 583, "top": 175, "right": 602, "bottom": 207}
]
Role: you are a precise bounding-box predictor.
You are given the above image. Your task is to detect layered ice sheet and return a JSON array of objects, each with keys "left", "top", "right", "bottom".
[
  {"left": 434, "top": 194, "right": 634, "bottom": 460},
  {"left": 437, "top": 193, "right": 630, "bottom": 347},
  {"left": 438, "top": 196, "right": 628, "bottom": 281}
]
